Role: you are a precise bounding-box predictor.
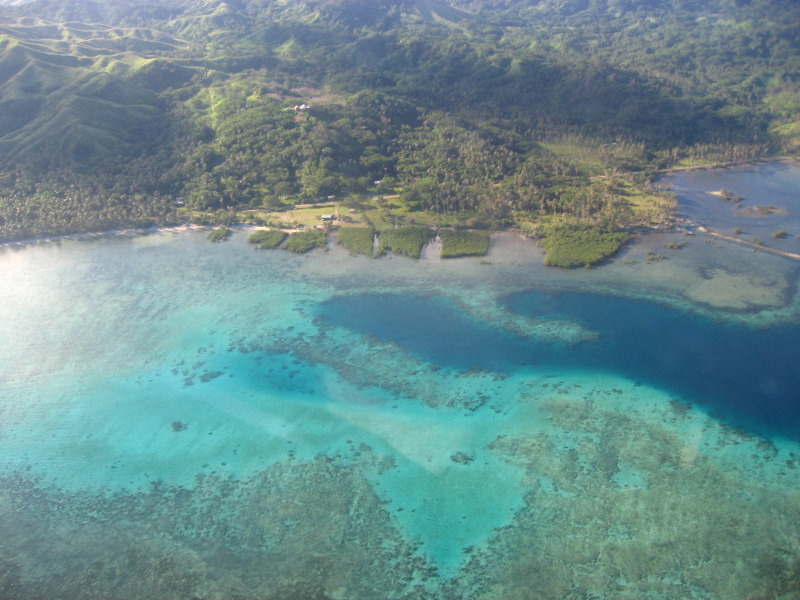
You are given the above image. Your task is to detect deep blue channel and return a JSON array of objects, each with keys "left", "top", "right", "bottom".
[{"left": 318, "top": 292, "right": 800, "bottom": 440}]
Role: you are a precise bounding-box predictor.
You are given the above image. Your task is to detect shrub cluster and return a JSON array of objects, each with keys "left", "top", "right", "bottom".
[
  {"left": 336, "top": 227, "right": 375, "bottom": 256},
  {"left": 377, "top": 227, "right": 436, "bottom": 259},
  {"left": 542, "top": 227, "right": 628, "bottom": 268},
  {"left": 283, "top": 230, "right": 328, "bottom": 254},
  {"left": 439, "top": 230, "right": 490, "bottom": 258},
  {"left": 207, "top": 227, "right": 231, "bottom": 242},
  {"left": 247, "top": 229, "right": 288, "bottom": 249}
]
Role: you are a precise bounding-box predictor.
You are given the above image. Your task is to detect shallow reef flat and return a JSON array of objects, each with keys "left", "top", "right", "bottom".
[
  {"left": 460, "top": 374, "right": 800, "bottom": 600},
  {"left": 1, "top": 224, "right": 799, "bottom": 599},
  {"left": 1, "top": 372, "right": 798, "bottom": 600},
  {"left": 680, "top": 266, "right": 789, "bottom": 310}
]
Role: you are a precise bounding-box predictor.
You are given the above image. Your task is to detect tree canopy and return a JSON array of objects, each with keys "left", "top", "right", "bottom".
[{"left": 0, "top": 0, "right": 797, "bottom": 242}]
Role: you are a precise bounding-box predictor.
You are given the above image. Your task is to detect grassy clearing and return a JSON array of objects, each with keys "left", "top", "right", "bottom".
[
  {"left": 361, "top": 197, "right": 480, "bottom": 231},
  {"left": 241, "top": 205, "right": 343, "bottom": 229},
  {"left": 362, "top": 207, "right": 393, "bottom": 229},
  {"left": 439, "top": 230, "right": 490, "bottom": 258},
  {"left": 336, "top": 227, "right": 375, "bottom": 256},
  {"left": 612, "top": 179, "right": 675, "bottom": 225},
  {"left": 540, "top": 142, "right": 607, "bottom": 174},
  {"left": 247, "top": 229, "right": 287, "bottom": 249},
  {"left": 283, "top": 230, "right": 328, "bottom": 253},
  {"left": 377, "top": 227, "right": 436, "bottom": 258},
  {"left": 238, "top": 197, "right": 488, "bottom": 234},
  {"left": 542, "top": 226, "right": 629, "bottom": 268}
]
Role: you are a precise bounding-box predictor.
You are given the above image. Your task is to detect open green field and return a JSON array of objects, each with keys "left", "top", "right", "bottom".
[
  {"left": 239, "top": 205, "right": 346, "bottom": 229},
  {"left": 611, "top": 180, "right": 676, "bottom": 225},
  {"left": 540, "top": 140, "right": 649, "bottom": 175},
  {"left": 234, "top": 195, "right": 484, "bottom": 235}
]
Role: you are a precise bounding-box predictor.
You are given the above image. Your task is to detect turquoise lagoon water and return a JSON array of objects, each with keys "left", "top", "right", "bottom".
[{"left": 1, "top": 164, "right": 800, "bottom": 599}]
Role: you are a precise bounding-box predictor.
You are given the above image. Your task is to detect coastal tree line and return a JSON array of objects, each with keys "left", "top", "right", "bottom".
[{"left": 0, "top": 0, "right": 797, "bottom": 242}]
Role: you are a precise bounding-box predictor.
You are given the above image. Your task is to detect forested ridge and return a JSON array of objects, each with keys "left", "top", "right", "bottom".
[{"left": 0, "top": 0, "right": 798, "bottom": 251}]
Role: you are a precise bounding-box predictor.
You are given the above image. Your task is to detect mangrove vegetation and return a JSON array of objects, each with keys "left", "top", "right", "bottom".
[
  {"left": 439, "top": 230, "right": 491, "bottom": 258},
  {"left": 336, "top": 227, "right": 376, "bottom": 257},
  {"left": 283, "top": 230, "right": 328, "bottom": 254},
  {"left": 248, "top": 229, "right": 288, "bottom": 249}
]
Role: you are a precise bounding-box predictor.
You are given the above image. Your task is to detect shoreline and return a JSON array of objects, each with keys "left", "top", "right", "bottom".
[
  {"left": 2, "top": 155, "right": 797, "bottom": 262},
  {"left": 0, "top": 221, "right": 511, "bottom": 252},
  {"left": 2, "top": 210, "right": 798, "bottom": 329},
  {"left": 658, "top": 155, "right": 798, "bottom": 175},
  {"left": 0, "top": 223, "right": 212, "bottom": 251}
]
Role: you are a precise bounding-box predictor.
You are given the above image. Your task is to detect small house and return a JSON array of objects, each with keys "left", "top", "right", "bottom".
[{"left": 320, "top": 214, "right": 335, "bottom": 221}]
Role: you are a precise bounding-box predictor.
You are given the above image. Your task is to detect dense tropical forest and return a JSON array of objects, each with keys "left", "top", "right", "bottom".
[{"left": 0, "top": 0, "right": 798, "bottom": 262}]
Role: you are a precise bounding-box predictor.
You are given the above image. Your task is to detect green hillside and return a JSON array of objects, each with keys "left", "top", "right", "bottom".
[
  {"left": 0, "top": 18, "right": 190, "bottom": 166},
  {"left": 0, "top": 0, "right": 797, "bottom": 245}
]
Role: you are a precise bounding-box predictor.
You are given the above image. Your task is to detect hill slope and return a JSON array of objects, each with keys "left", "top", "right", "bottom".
[{"left": 0, "top": 0, "right": 798, "bottom": 242}]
